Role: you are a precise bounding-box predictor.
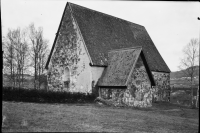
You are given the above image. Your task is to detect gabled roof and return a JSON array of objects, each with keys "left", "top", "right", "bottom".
[
  {"left": 98, "top": 47, "right": 140, "bottom": 86},
  {"left": 69, "top": 3, "right": 170, "bottom": 73},
  {"left": 98, "top": 47, "right": 155, "bottom": 87},
  {"left": 46, "top": 2, "right": 170, "bottom": 73}
]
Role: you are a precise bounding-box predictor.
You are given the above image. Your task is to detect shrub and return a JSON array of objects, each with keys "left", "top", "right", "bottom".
[
  {"left": 2, "top": 87, "right": 96, "bottom": 104},
  {"left": 171, "top": 87, "right": 198, "bottom": 96},
  {"left": 170, "top": 87, "right": 194, "bottom": 106}
]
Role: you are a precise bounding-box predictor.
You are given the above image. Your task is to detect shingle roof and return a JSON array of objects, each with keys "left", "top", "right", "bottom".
[
  {"left": 69, "top": 3, "right": 170, "bottom": 73},
  {"left": 45, "top": 2, "right": 170, "bottom": 73},
  {"left": 98, "top": 47, "right": 141, "bottom": 86}
]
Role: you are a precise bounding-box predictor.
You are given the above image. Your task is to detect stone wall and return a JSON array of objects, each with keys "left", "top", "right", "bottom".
[
  {"left": 47, "top": 5, "right": 91, "bottom": 93},
  {"left": 151, "top": 71, "right": 170, "bottom": 101},
  {"left": 99, "top": 56, "right": 156, "bottom": 107}
]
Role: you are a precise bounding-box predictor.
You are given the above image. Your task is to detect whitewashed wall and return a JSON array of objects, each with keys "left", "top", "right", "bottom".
[
  {"left": 47, "top": 5, "right": 106, "bottom": 93},
  {"left": 91, "top": 67, "right": 105, "bottom": 86}
]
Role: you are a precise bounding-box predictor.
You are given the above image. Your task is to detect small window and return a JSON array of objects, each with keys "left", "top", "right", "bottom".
[
  {"left": 63, "top": 67, "right": 70, "bottom": 89},
  {"left": 64, "top": 81, "right": 70, "bottom": 88}
]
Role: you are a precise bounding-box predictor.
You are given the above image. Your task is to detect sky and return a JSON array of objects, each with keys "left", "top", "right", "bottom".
[{"left": 2, "top": 0, "right": 200, "bottom": 72}]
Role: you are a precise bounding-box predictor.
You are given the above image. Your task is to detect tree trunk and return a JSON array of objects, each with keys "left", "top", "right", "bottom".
[
  {"left": 18, "top": 65, "right": 21, "bottom": 88},
  {"left": 17, "top": 63, "right": 21, "bottom": 89},
  {"left": 22, "top": 68, "right": 24, "bottom": 88},
  {"left": 11, "top": 59, "right": 13, "bottom": 89},
  {"left": 13, "top": 65, "right": 16, "bottom": 88},
  {"left": 38, "top": 54, "right": 41, "bottom": 90},
  {"left": 21, "top": 55, "right": 24, "bottom": 88},
  {"left": 39, "top": 63, "right": 40, "bottom": 90},
  {"left": 191, "top": 77, "right": 194, "bottom": 108},
  {"left": 41, "top": 58, "right": 44, "bottom": 74},
  {"left": 191, "top": 87, "right": 194, "bottom": 107},
  {"left": 34, "top": 55, "right": 37, "bottom": 89}
]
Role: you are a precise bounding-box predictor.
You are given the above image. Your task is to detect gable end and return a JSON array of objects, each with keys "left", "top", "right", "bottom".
[
  {"left": 45, "top": 3, "right": 69, "bottom": 69},
  {"left": 68, "top": 3, "right": 93, "bottom": 65}
]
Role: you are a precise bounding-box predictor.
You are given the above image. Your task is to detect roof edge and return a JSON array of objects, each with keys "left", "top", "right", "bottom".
[
  {"left": 125, "top": 48, "right": 142, "bottom": 86},
  {"left": 108, "top": 46, "right": 142, "bottom": 53},
  {"left": 68, "top": 2, "right": 145, "bottom": 29},
  {"left": 68, "top": 2, "right": 94, "bottom": 65},
  {"left": 89, "top": 63, "right": 107, "bottom": 67},
  {"left": 140, "top": 51, "right": 156, "bottom": 86},
  {"left": 143, "top": 27, "right": 171, "bottom": 73},
  {"left": 151, "top": 70, "right": 171, "bottom": 73},
  {"left": 98, "top": 86, "right": 127, "bottom": 89},
  {"left": 45, "top": 3, "right": 69, "bottom": 69}
]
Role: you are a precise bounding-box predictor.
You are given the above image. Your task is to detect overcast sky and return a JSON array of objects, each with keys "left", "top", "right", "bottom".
[{"left": 2, "top": 0, "right": 200, "bottom": 72}]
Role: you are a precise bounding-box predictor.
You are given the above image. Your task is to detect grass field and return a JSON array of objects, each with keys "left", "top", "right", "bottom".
[{"left": 2, "top": 101, "right": 199, "bottom": 133}]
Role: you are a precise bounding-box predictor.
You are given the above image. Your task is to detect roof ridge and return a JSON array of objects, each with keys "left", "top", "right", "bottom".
[
  {"left": 68, "top": 2, "right": 145, "bottom": 28},
  {"left": 108, "top": 46, "right": 142, "bottom": 53},
  {"left": 125, "top": 47, "right": 142, "bottom": 85}
]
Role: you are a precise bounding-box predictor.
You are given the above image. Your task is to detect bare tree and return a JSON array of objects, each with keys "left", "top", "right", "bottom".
[
  {"left": 3, "top": 29, "right": 17, "bottom": 88},
  {"left": 179, "top": 38, "right": 199, "bottom": 107},
  {"left": 14, "top": 28, "right": 30, "bottom": 88},
  {"left": 29, "top": 23, "right": 49, "bottom": 89},
  {"left": 3, "top": 28, "right": 30, "bottom": 88},
  {"left": 3, "top": 24, "right": 49, "bottom": 89},
  {"left": 38, "top": 39, "right": 49, "bottom": 88},
  {"left": 12, "top": 28, "right": 22, "bottom": 88}
]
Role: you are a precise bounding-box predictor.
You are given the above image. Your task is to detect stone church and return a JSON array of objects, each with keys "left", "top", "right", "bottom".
[{"left": 45, "top": 2, "right": 171, "bottom": 107}]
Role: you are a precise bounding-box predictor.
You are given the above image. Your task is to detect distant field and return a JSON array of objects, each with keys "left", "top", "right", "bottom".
[
  {"left": 170, "top": 78, "right": 199, "bottom": 88},
  {"left": 2, "top": 101, "right": 199, "bottom": 132},
  {"left": 3, "top": 81, "right": 35, "bottom": 89},
  {"left": 3, "top": 74, "right": 46, "bottom": 89}
]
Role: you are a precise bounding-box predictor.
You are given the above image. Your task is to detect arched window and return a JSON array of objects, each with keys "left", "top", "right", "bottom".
[{"left": 63, "top": 67, "right": 70, "bottom": 89}]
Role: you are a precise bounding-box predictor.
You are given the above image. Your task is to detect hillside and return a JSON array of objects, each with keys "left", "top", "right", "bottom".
[
  {"left": 170, "top": 66, "right": 199, "bottom": 88},
  {"left": 170, "top": 66, "right": 199, "bottom": 79}
]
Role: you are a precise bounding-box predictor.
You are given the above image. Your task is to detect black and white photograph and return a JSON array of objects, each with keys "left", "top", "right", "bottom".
[{"left": 2, "top": 0, "right": 199, "bottom": 132}]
